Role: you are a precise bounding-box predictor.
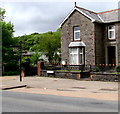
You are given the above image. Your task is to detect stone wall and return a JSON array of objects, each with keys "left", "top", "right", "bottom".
[
  {"left": 92, "top": 73, "right": 119, "bottom": 82},
  {"left": 61, "top": 10, "right": 95, "bottom": 65},
  {"left": 40, "top": 70, "right": 119, "bottom": 82},
  {"left": 40, "top": 70, "right": 80, "bottom": 80},
  {"left": 94, "top": 23, "right": 105, "bottom": 65}
]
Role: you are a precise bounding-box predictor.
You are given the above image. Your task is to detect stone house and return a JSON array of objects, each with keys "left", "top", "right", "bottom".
[{"left": 60, "top": 5, "right": 120, "bottom": 66}]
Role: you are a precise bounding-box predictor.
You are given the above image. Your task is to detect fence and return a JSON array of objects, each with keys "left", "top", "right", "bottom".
[{"left": 42, "top": 63, "right": 119, "bottom": 72}]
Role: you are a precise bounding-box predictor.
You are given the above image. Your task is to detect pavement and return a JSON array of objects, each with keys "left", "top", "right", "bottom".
[{"left": 0, "top": 76, "right": 119, "bottom": 101}]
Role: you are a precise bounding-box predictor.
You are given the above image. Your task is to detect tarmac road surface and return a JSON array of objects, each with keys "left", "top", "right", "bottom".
[{"left": 2, "top": 91, "right": 118, "bottom": 112}]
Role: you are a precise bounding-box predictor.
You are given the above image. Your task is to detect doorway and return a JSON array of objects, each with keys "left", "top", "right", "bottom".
[{"left": 107, "top": 46, "right": 116, "bottom": 65}]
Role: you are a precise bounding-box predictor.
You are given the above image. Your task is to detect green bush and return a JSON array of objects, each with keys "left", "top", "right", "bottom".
[
  {"left": 95, "top": 67, "right": 100, "bottom": 72},
  {"left": 3, "top": 71, "right": 19, "bottom": 76},
  {"left": 115, "top": 66, "right": 120, "bottom": 72}
]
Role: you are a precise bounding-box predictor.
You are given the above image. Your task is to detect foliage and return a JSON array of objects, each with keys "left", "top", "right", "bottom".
[
  {"left": 30, "top": 52, "right": 42, "bottom": 66},
  {"left": 36, "top": 30, "right": 61, "bottom": 63},
  {"left": 16, "top": 29, "right": 61, "bottom": 64},
  {"left": 94, "top": 66, "right": 100, "bottom": 72},
  {"left": 3, "top": 71, "right": 19, "bottom": 76},
  {"left": 0, "top": 8, "right": 5, "bottom": 21},
  {"left": 21, "top": 56, "right": 31, "bottom": 65},
  {"left": 20, "top": 52, "right": 42, "bottom": 71},
  {"left": 115, "top": 66, "right": 120, "bottom": 72},
  {"left": 2, "top": 21, "right": 19, "bottom": 65},
  {"left": 1, "top": 8, "right": 19, "bottom": 74}
]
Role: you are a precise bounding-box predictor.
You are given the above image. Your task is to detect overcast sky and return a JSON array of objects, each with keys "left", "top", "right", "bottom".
[{"left": 1, "top": 0, "right": 120, "bottom": 37}]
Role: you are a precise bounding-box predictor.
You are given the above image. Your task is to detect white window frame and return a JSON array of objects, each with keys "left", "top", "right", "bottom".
[
  {"left": 108, "top": 25, "right": 115, "bottom": 40},
  {"left": 69, "top": 48, "right": 84, "bottom": 65},
  {"left": 70, "top": 48, "right": 79, "bottom": 65},
  {"left": 74, "top": 26, "right": 80, "bottom": 41},
  {"left": 79, "top": 48, "right": 84, "bottom": 65}
]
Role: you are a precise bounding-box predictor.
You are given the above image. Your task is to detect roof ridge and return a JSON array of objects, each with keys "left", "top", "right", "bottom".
[
  {"left": 97, "top": 8, "right": 120, "bottom": 14},
  {"left": 75, "top": 6, "right": 97, "bottom": 14}
]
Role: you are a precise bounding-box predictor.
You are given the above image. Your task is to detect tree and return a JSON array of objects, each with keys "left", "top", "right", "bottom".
[
  {"left": 31, "top": 30, "right": 61, "bottom": 63},
  {"left": 16, "top": 29, "right": 61, "bottom": 64},
  {"left": 0, "top": 8, "right": 5, "bottom": 21},
  {"left": 30, "top": 52, "right": 42, "bottom": 66},
  {"left": 1, "top": 8, "right": 19, "bottom": 74}
]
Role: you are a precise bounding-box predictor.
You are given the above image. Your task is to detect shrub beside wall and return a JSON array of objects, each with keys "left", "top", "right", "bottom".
[{"left": 115, "top": 66, "right": 120, "bottom": 73}]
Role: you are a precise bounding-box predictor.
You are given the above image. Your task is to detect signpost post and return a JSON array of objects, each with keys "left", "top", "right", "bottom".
[
  {"left": 19, "top": 41, "right": 22, "bottom": 82},
  {"left": 12, "top": 41, "right": 23, "bottom": 82}
]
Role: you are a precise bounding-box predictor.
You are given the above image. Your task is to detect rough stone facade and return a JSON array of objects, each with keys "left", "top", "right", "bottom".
[
  {"left": 61, "top": 9, "right": 120, "bottom": 66},
  {"left": 61, "top": 10, "right": 95, "bottom": 65},
  {"left": 94, "top": 23, "right": 105, "bottom": 65}
]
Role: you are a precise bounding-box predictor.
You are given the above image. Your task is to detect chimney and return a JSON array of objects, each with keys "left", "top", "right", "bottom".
[{"left": 74, "top": 2, "right": 77, "bottom": 7}]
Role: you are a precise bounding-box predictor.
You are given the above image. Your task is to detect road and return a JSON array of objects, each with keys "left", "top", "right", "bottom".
[{"left": 2, "top": 91, "right": 118, "bottom": 112}]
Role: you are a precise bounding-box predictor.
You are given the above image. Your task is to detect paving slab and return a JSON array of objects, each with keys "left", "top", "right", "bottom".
[{"left": 1, "top": 76, "right": 27, "bottom": 90}]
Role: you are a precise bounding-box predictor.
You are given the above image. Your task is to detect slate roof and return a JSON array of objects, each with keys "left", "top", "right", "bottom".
[
  {"left": 76, "top": 6, "right": 120, "bottom": 23},
  {"left": 98, "top": 9, "right": 120, "bottom": 23},
  {"left": 60, "top": 6, "right": 120, "bottom": 27},
  {"left": 76, "top": 6, "right": 102, "bottom": 22}
]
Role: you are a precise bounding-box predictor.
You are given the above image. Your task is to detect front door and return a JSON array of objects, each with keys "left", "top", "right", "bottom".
[{"left": 108, "top": 46, "right": 116, "bottom": 65}]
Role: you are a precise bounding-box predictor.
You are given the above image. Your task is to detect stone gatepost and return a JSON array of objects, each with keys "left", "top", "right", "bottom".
[{"left": 37, "top": 61, "right": 44, "bottom": 76}]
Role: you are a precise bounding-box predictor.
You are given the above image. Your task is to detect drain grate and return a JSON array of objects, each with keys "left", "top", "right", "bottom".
[
  {"left": 72, "top": 87, "right": 86, "bottom": 89},
  {"left": 26, "top": 86, "right": 34, "bottom": 89},
  {"left": 100, "top": 88, "right": 117, "bottom": 91},
  {"left": 92, "top": 91, "right": 99, "bottom": 93},
  {"left": 57, "top": 89, "right": 76, "bottom": 91},
  {"left": 91, "top": 102, "right": 103, "bottom": 105}
]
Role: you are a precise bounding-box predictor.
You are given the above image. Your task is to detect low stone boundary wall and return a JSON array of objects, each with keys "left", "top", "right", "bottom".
[
  {"left": 40, "top": 70, "right": 120, "bottom": 82},
  {"left": 40, "top": 70, "right": 80, "bottom": 80},
  {"left": 91, "top": 73, "right": 119, "bottom": 82}
]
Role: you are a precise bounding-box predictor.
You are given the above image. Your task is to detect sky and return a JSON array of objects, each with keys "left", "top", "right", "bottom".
[{"left": 1, "top": 0, "right": 120, "bottom": 37}]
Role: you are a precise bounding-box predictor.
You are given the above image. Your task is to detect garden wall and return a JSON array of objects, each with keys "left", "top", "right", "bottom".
[
  {"left": 91, "top": 73, "right": 119, "bottom": 82},
  {"left": 40, "top": 70, "right": 119, "bottom": 82}
]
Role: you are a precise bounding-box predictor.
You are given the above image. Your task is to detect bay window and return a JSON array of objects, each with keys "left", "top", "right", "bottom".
[{"left": 70, "top": 47, "right": 85, "bottom": 65}]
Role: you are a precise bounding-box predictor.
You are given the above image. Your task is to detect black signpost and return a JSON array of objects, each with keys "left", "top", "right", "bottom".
[
  {"left": 19, "top": 41, "right": 22, "bottom": 82},
  {"left": 12, "top": 41, "right": 23, "bottom": 82}
]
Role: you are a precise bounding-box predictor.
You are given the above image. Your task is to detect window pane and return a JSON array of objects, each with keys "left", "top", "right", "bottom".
[
  {"left": 79, "top": 48, "right": 83, "bottom": 54},
  {"left": 75, "top": 32, "right": 80, "bottom": 40},
  {"left": 70, "top": 48, "right": 77, "bottom": 54},
  {"left": 109, "top": 31, "right": 114, "bottom": 38},
  {"left": 80, "top": 54, "right": 82, "bottom": 64},
  {"left": 70, "top": 48, "right": 78, "bottom": 65},
  {"left": 74, "top": 27, "right": 80, "bottom": 31},
  {"left": 79, "top": 48, "right": 84, "bottom": 64},
  {"left": 70, "top": 54, "right": 78, "bottom": 65},
  {"left": 109, "top": 25, "right": 114, "bottom": 29}
]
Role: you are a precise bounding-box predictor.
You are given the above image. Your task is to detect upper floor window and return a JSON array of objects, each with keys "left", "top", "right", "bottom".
[
  {"left": 108, "top": 25, "right": 115, "bottom": 39},
  {"left": 74, "top": 26, "right": 80, "bottom": 40}
]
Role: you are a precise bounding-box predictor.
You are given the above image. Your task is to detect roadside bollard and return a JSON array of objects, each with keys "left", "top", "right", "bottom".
[
  {"left": 77, "top": 73, "right": 81, "bottom": 79},
  {"left": 90, "top": 74, "right": 93, "bottom": 80}
]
